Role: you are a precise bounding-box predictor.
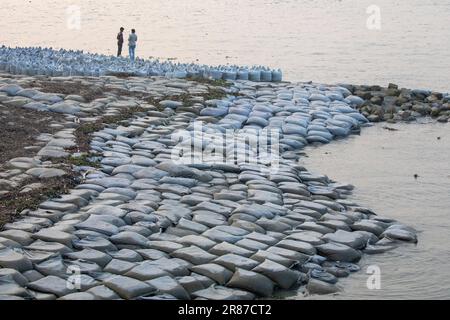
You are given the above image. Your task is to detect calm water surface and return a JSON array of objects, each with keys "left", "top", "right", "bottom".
[
  {"left": 297, "top": 122, "right": 450, "bottom": 299},
  {"left": 1, "top": 0, "right": 449, "bottom": 299}
]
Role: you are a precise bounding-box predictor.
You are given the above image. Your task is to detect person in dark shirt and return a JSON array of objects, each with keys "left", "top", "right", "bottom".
[{"left": 117, "top": 27, "right": 124, "bottom": 57}]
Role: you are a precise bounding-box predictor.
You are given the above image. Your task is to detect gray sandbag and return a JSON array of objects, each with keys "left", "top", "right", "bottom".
[
  {"left": 0, "top": 269, "right": 29, "bottom": 286},
  {"left": 250, "top": 250, "right": 296, "bottom": 268},
  {"left": 144, "top": 258, "right": 190, "bottom": 277},
  {"left": 0, "top": 275, "right": 29, "bottom": 297},
  {"left": 58, "top": 292, "right": 97, "bottom": 300},
  {"left": 209, "top": 242, "right": 253, "bottom": 258},
  {"left": 35, "top": 255, "right": 68, "bottom": 278},
  {"left": 176, "top": 276, "right": 206, "bottom": 295},
  {"left": 252, "top": 259, "right": 300, "bottom": 289},
  {"left": 27, "top": 275, "right": 77, "bottom": 297},
  {"left": 351, "top": 220, "right": 385, "bottom": 237},
  {"left": 381, "top": 226, "right": 418, "bottom": 243},
  {"left": 176, "top": 235, "right": 217, "bottom": 250},
  {"left": 64, "top": 249, "right": 112, "bottom": 267},
  {"left": 0, "top": 247, "right": 33, "bottom": 271},
  {"left": 136, "top": 249, "right": 169, "bottom": 261},
  {"left": 190, "top": 263, "right": 233, "bottom": 285},
  {"left": 103, "top": 275, "right": 157, "bottom": 299},
  {"left": 73, "top": 236, "right": 117, "bottom": 252},
  {"left": 266, "top": 247, "right": 310, "bottom": 264},
  {"left": 213, "top": 254, "right": 259, "bottom": 271},
  {"left": 147, "top": 276, "right": 190, "bottom": 300},
  {"left": 227, "top": 268, "right": 274, "bottom": 297},
  {"left": 191, "top": 285, "right": 255, "bottom": 300},
  {"left": 75, "top": 216, "right": 120, "bottom": 236},
  {"left": 125, "top": 261, "right": 171, "bottom": 281},
  {"left": 104, "top": 259, "right": 137, "bottom": 275},
  {"left": 276, "top": 239, "right": 317, "bottom": 255},
  {"left": 147, "top": 240, "right": 185, "bottom": 254},
  {"left": 170, "top": 246, "right": 217, "bottom": 265},
  {"left": 307, "top": 278, "right": 341, "bottom": 295},
  {"left": 110, "top": 231, "right": 149, "bottom": 247},
  {"left": 235, "top": 238, "right": 269, "bottom": 252},
  {"left": 87, "top": 285, "right": 121, "bottom": 300},
  {"left": 322, "top": 230, "right": 367, "bottom": 249},
  {"left": 316, "top": 242, "right": 361, "bottom": 262}
]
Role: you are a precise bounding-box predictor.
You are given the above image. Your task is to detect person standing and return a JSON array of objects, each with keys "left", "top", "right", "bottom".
[
  {"left": 128, "top": 29, "right": 138, "bottom": 61},
  {"left": 117, "top": 27, "right": 124, "bottom": 57}
]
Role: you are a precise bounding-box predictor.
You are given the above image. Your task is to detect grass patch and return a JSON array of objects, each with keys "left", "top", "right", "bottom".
[
  {"left": 24, "top": 80, "right": 105, "bottom": 102},
  {"left": 0, "top": 173, "right": 79, "bottom": 228},
  {"left": 186, "top": 76, "right": 231, "bottom": 88}
]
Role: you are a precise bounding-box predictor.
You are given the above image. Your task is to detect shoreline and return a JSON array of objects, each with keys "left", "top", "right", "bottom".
[{"left": 0, "top": 70, "right": 442, "bottom": 300}]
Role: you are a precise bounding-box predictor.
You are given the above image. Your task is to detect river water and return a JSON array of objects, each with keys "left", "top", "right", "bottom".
[
  {"left": 1, "top": 0, "right": 449, "bottom": 299},
  {"left": 297, "top": 122, "right": 450, "bottom": 299}
]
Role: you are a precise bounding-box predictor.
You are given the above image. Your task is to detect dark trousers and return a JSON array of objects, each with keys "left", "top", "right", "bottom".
[{"left": 117, "top": 43, "right": 123, "bottom": 57}]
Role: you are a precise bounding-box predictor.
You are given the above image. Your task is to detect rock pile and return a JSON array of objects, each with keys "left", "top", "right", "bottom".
[{"left": 342, "top": 83, "right": 450, "bottom": 123}]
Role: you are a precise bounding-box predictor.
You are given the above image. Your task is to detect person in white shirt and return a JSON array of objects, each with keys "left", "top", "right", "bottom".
[{"left": 128, "top": 29, "right": 138, "bottom": 61}]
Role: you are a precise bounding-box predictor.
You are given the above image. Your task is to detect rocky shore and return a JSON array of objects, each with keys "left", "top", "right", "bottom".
[
  {"left": 343, "top": 83, "right": 450, "bottom": 123},
  {"left": 0, "top": 70, "right": 431, "bottom": 300}
]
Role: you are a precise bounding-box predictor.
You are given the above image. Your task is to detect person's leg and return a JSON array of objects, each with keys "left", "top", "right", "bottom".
[
  {"left": 118, "top": 44, "right": 122, "bottom": 57},
  {"left": 130, "top": 46, "right": 136, "bottom": 61}
]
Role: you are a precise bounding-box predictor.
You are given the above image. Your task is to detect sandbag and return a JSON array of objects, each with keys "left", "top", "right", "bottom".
[
  {"left": 252, "top": 259, "right": 300, "bottom": 289},
  {"left": 103, "top": 275, "right": 157, "bottom": 299},
  {"left": 192, "top": 285, "right": 255, "bottom": 300},
  {"left": 213, "top": 254, "right": 259, "bottom": 271},
  {"left": 190, "top": 263, "right": 233, "bottom": 285},
  {"left": 316, "top": 242, "right": 361, "bottom": 262},
  {"left": 227, "top": 268, "right": 274, "bottom": 297},
  {"left": 170, "top": 246, "right": 217, "bottom": 265},
  {"left": 147, "top": 276, "right": 190, "bottom": 300}
]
